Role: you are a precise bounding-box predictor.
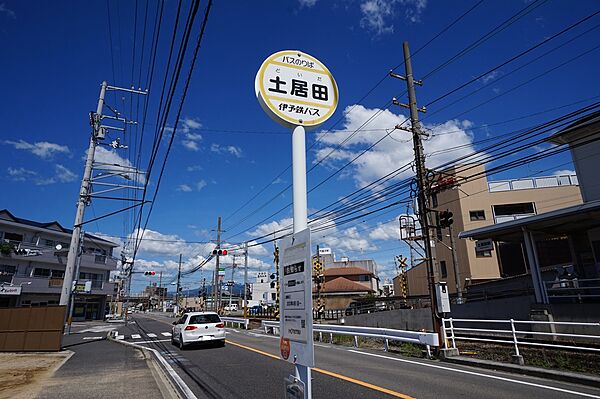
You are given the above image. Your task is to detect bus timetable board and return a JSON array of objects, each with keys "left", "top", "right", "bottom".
[{"left": 279, "top": 228, "right": 314, "bottom": 367}]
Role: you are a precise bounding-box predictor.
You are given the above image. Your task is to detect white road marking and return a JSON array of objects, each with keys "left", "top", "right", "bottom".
[
  {"left": 82, "top": 336, "right": 103, "bottom": 340},
  {"left": 161, "top": 332, "right": 172, "bottom": 337},
  {"left": 314, "top": 343, "right": 331, "bottom": 348},
  {"left": 247, "top": 332, "right": 278, "bottom": 340},
  {"left": 131, "top": 334, "right": 142, "bottom": 339},
  {"left": 348, "top": 350, "right": 600, "bottom": 399},
  {"left": 79, "top": 326, "right": 116, "bottom": 333},
  {"left": 116, "top": 335, "right": 125, "bottom": 340},
  {"left": 147, "top": 333, "right": 157, "bottom": 338}
]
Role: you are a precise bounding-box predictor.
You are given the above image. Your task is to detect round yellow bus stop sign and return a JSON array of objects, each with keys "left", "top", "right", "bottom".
[{"left": 255, "top": 50, "right": 339, "bottom": 129}]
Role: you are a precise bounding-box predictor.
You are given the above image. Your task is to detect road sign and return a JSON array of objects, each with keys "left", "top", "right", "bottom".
[
  {"left": 279, "top": 227, "right": 314, "bottom": 367},
  {"left": 0, "top": 286, "right": 21, "bottom": 295},
  {"left": 255, "top": 50, "right": 338, "bottom": 129},
  {"left": 475, "top": 238, "right": 494, "bottom": 252}
]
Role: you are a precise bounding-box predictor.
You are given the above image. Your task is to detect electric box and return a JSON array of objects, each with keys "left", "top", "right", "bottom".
[{"left": 435, "top": 282, "right": 451, "bottom": 314}]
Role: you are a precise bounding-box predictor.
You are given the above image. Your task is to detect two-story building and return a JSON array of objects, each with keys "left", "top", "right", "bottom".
[{"left": 0, "top": 209, "right": 118, "bottom": 320}]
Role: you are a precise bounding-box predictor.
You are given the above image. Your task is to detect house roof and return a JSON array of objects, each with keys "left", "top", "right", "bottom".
[
  {"left": 0, "top": 209, "right": 118, "bottom": 247},
  {"left": 458, "top": 199, "right": 600, "bottom": 241},
  {"left": 324, "top": 266, "right": 373, "bottom": 277},
  {"left": 548, "top": 110, "right": 600, "bottom": 145},
  {"left": 319, "top": 277, "right": 374, "bottom": 293}
]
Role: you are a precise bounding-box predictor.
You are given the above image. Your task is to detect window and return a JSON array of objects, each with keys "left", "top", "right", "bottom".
[
  {"left": 189, "top": 314, "right": 221, "bottom": 324},
  {"left": 440, "top": 261, "right": 448, "bottom": 278},
  {"left": 493, "top": 202, "right": 535, "bottom": 216},
  {"left": 34, "top": 268, "right": 51, "bottom": 277},
  {"left": 431, "top": 192, "right": 438, "bottom": 208},
  {"left": 4, "top": 232, "right": 23, "bottom": 242},
  {"left": 476, "top": 250, "right": 493, "bottom": 258},
  {"left": 51, "top": 270, "right": 64, "bottom": 278},
  {"left": 271, "top": 293, "right": 276, "bottom": 300},
  {"left": 358, "top": 275, "right": 370, "bottom": 282},
  {"left": 470, "top": 210, "right": 486, "bottom": 221}
]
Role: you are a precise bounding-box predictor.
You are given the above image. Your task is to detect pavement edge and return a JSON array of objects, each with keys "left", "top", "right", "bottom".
[
  {"left": 442, "top": 356, "right": 600, "bottom": 389},
  {"left": 107, "top": 333, "right": 197, "bottom": 399}
]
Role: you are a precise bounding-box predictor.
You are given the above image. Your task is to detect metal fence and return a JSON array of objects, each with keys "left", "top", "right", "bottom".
[
  {"left": 544, "top": 277, "right": 600, "bottom": 301},
  {"left": 262, "top": 320, "right": 439, "bottom": 356},
  {"left": 442, "top": 318, "right": 600, "bottom": 359},
  {"left": 220, "top": 317, "right": 249, "bottom": 329}
]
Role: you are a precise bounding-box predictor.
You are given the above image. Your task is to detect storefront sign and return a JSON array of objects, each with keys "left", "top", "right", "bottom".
[
  {"left": 0, "top": 286, "right": 21, "bottom": 295},
  {"left": 476, "top": 239, "right": 494, "bottom": 252}
]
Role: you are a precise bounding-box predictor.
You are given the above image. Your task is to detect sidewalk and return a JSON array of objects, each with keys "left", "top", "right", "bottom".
[{"left": 35, "top": 338, "right": 173, "bottom": 399}]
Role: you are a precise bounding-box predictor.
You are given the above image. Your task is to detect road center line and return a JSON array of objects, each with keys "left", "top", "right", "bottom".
[
  {"left": 347, "top": 350, "right": 600, "bottom": 399},
  {"left": 226, "top": 340, "right": 415, "bottom": 399}
]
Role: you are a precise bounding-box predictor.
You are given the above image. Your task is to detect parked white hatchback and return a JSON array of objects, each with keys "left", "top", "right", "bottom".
[{"left": 171, "top": 312, "right": 226, "bottom": 349}]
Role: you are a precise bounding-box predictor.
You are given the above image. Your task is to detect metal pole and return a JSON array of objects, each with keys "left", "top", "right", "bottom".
[
  {"left": 159, "top": 271, "right": 163, "bottom": 312},
  {"left": 402, "top": 42, "right": 441, "bottom": 336},
  {"left": 60, "top": 81, "right": 107, "bottom": 312},
  {"left": 175, "top": 254, "right": 182, "bottom": 315},
  {"left": 67, "top": 229, "right": 85, "bottom": 333},
  {"left": 291, "top": 124, "right": 312, "bottom": 398},
  {"left": 243, "top": 242, "right": 248, "bottom": 319},
  {"left": 448, "top": 224, "right": 462, "bottom": 304},
  {"left": 214, "top": 216, "right": 221, "bottom": 312},
  {"left": 229, "top": 255, "right": 235, "bottom": 312}
]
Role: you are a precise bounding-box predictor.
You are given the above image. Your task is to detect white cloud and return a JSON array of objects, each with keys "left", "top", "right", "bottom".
[
  {"left": 4, "top": 139, "right": 70, "bottom": 159},
  {"left": 7, "top": 167, "right": 37, "bottom": 181},
  {"left": 359, "top": 0, "right": 426, "bottom": 35},
  {"left": 298, "top": 0, "right": 317, "bottom": 7},
  {"left": 187, "top": 165, "right": 203, "bottom": 172},
  {"left": 553, "top": 169, "right": 576, "bottom": 176},
  {"left": 249, "top": 217, "right": 294, "bottom": 238},
  {"left": 177, "top": 184, "right": 193, "bottom": 192},
  {"left": 182, "top": 139, "right": 200, "bottom": 151},
  {"left": 369, "top": 219, "right": 400, "bottom": 241},
  {"left": 181, "top": 118, "right": 202, "bottom": 133},
  {"left": 210, "top": 144, "right": 243, "bottom": 158},
  {"left": 54, "top": 164, "right": 77, "bottom": 183},
  {"left": 196, "top": 180, "right": 207, "bottom": 191},
  {"left": 480, "top": 70, "right": 501, "bottom": 84},
  {"left": 0, "top": 3, "right": 16, "bottom": 19},
  {"left": 94, "top": 146, "right": 145, "bottom": 183},
  {"left": 180, "top": 118, "right": 203, "bottom": 151},
  {"left": 272, "top": 177, "right": 286, "bottom": 185},
  {"left": 314, "top": 105, "right": 475, "bottom": 188}
]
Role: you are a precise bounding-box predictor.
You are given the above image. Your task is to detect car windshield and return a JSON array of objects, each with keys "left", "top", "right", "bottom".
[{"left": 188, "top": 314, "right": 221, "bottom": 324}]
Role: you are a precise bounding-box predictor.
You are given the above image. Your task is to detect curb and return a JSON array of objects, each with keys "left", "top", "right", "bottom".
[
  {"left": 107, "top": 333, "right": 197, "bottom": 399},
  {"left": 442, "top": 356, "right": 600, "bottom": 389}
]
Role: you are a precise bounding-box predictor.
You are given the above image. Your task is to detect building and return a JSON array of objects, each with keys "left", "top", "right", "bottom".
[
  {"left": 251, "top": 271, "right": 277, "bottom": 306},
  {"left": 0, "top": 210, "right": 118, "bottom": 320},
  {"left": 313, "top": 248, "right": 380, "bottom": 309},
  {"left": 403, "top": 164, "right": 582, "bottom": 297},
  {"left": 459, "top": 111, "right": 600, "bottom": 305}
]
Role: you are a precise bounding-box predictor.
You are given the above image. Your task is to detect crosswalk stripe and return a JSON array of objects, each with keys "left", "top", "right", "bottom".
[
  {"left": 116, "top": 335, "right": 125, "bottom": 340},
  {"left": 161, "top": 332, "right": 172, "bottom": 337},
  {"left": 82, "top": 336, "right": 103, "bottom": 340},
  {"left": 131, "top": 334, "right": 141, "bottom": 339},
  {"left": 147, "top": 333, "right": 157, "bottom": 338}
]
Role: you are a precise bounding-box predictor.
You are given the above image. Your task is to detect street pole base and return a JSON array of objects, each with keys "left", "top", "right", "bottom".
[
  {"left": 440, "top": 348, "right": 460, "bottom": 359},
  {"left": 511, "top": 354, "right": 525, "bottom": 366}
]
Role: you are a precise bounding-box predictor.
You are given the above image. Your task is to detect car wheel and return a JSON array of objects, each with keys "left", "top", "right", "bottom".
[
  {"left": 178, "top": 334, "right": 186, "bottom": 350},
  {"left": 217, "top": 339, "right": 225, "bottom": 347},
  {"left": 171, "top": 336, "right": 176, "bottom": 345}
]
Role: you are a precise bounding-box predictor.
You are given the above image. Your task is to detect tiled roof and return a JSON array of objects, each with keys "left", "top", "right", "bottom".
[
  {"left": 319, "top": 277, "right": 374, "bottom": 293},
  {"left": 324, "top": 266, "right": 373, "bottom": 277}
]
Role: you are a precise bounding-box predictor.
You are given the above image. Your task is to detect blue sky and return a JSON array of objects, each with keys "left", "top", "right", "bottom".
[{"left": 1, "top": 0, "right": 599, "bottom": 292}]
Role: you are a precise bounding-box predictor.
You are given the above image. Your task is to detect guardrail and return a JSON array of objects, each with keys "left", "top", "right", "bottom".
[
  {"left": 262, "top": 320, "right": 439, "bottom": 356},
  {"left": 442, "top": 318, "right": 600, "bottom": 362},
  {"left": 544, "top": 277, "right": 600, "bottom": 301},
  {"left": 221, "top": 317, "right": 249, "bottom": 329}
]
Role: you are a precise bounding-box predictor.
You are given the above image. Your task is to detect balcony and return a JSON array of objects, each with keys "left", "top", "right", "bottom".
[
  {"left": 489, "top": 174, "right": 578, "bottom": 192},
  {"left": 3, "top": 242, "right": 117, "bottom": 271},
  {"left": 11, "top": 276, "right": 115, "bottom": 296}
]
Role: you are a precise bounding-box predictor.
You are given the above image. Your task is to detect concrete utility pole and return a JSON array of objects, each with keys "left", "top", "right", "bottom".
[
  {"left": 448, "top": 224, "right": 462, "bottom": 304},
  {"left": 175, "top": 254, "right": 182, "bottom": 315},
  {"left": 391, "top": 42, "right": 441, "bottom": 337},
  {"left": 213, "top": 216, "right": 222, "bottom": 312},
  {"left": 228, "top": 255, "right": 236, "bottom": 312},
  {"left": 159, "top": 271, "right": 163, "bottom": 311},
  {"left": 66, "top": 229, "right": 85, "bottom": 333},
  {"left": 243, "top": 241, "right": 248, "bottom": 319},
  {"left": 60, "top": 81, "right": 108, "bottom": 310}
]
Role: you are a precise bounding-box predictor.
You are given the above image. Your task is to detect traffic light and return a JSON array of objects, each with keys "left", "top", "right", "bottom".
[
  {"left": 439, "top": 210, "right": 454, "bottom": 228},
  {"left": 270, "top": 273, "right": 276, "bottom": 289},
  {"left": 212, "top": 248, "right": 228, "bottom": 256},
  {"left": 143, "top": 271, "right": 156, "bottom": 276},
  {"left": 312, "top": 259, "right": 324, "bottom": 291}
]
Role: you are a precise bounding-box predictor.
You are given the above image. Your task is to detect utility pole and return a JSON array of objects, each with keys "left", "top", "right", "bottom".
[
  {"left": 159, "top": 271, "right": 163, "bottom": 312},
  {"left": 243, "top": 241, "right": 248, "bottom": 319},
  {"left": 60, "top": 81, "right": 108, "bottom": 312},
  {"left": 228, "top": 254, "right": 236, "bottom": 312},
  {"left": 66, "top": 229, "right": 85, "bottom": 333},
  {"left": 391, "top": 42, "right": 441, "bottom": 337},
  {"left": 213, "top": 216, "right": 222, "bottom": 312},
  {"left": 175, "top": 254, "right": 182, "bottom": 315},
  {"left": 448, "top": 224, "right": 462, "bottom": 304}
]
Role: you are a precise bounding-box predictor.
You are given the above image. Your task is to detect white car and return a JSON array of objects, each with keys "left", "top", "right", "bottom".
[{"left": 171, "top": 312, "right": 226, "bottom": 349}]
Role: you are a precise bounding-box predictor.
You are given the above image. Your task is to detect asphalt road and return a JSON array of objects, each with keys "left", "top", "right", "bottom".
[{"left": 110, "top": 313, "right": 600, "bottom": 399}]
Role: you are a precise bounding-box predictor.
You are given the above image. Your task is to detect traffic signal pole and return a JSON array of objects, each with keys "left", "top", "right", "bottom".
[
  {"left": 176, "top": 254, "right": 182, "bottom": 315},
  {"left": 213, "top": 216, "right": 221, "bottom": 312},
  {"left": 243, "top": 241, "right": 248, "bottom": 319}
]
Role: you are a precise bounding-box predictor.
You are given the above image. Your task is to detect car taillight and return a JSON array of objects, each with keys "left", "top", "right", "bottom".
[
  {"left": 216, "top": 323, "right": 224, "bottom": 328},
  {"left": 185, "top": 326, "right": 198, "bottom": 331}
]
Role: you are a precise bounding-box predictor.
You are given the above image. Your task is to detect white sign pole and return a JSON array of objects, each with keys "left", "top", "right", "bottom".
[{"left": 291, "top": 124, "right": 312, "bottom": 398}]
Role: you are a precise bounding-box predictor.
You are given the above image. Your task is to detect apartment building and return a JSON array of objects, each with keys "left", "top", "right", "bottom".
[
  {"left": 0, "top": 209, "right": 118, "bottom": 320},
  {"left": 404, "top": 165, "right": 582, "bottom": 296}
]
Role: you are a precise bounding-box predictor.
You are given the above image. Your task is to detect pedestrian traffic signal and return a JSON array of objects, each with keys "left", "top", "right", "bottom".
[
  {"left": 212, "top": 248, "right": 228, "bottom": 256},
  {"left": 439, "top": 210, "right": 454, "bottom": 228},
  {"left": 144, "top": 271, "right": 156, "bottom": 276}
]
